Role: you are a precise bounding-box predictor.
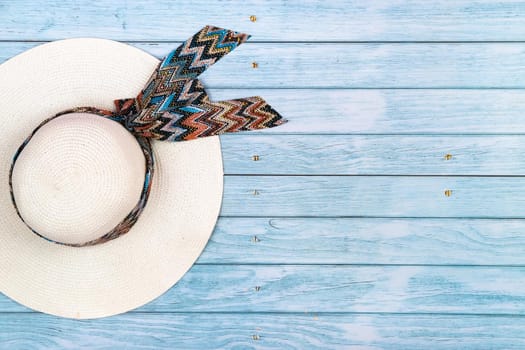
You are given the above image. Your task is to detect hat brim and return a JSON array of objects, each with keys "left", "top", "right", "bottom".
[{"left": 0, "top": 39, "right": 224, "bottom": 319}]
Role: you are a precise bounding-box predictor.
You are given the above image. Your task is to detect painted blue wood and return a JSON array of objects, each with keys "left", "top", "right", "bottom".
[
  {"left": 4, "top": 265, "right": 525, "bottom": 313},
  {"left": 221, "top": 176, "right": 525, "bottom": 218},
  {"left": 215, "top": 88, "right": 525, "bottom": 135},
  {"left": 3, "top": 0, "right": 525, "bottom": 349},
  {"left": 5, "top": 42, "right": 525, "bottom": 88},
  {"left": 214, "top": 89, "right": 525, "bottom": 134},
  {"left": 200, "top": 218, "right": 525, "bottom": 265},
  {"left": 140, "top": 42, "right": 525, "bottom": 88},
  {"left": 6, "top": 79, "right": 525, "bottom": 135},
  {"left": 4, "top": 0, "right": 525, "bottom": 42},
  {"left": 1, "top": 86, "right": 525, "bottom": 135},
  {"left": 3, "top": 313, "right": 525, "bottom": 350},
  {"left": 221, "top": 135, "right": 525, "bottom": 175}
]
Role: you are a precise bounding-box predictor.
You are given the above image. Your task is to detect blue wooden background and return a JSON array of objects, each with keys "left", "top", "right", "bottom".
[{"left": 3, "top": 0, "right": 525, "bottom": 348}]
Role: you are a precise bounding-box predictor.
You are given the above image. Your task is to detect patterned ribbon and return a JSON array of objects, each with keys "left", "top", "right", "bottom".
[
  {"left": 115, "top": 25, "right": 286, "bottom": 141},
  {"left": 10, "top": 26, "right": 286, "bottom": 247}
]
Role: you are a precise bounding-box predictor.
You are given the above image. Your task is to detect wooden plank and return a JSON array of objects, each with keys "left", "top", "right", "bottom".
[
  {"left": 4, "top": 1, "right": 525, "bottom": 42},
  {"left": 3, "top": 265, "right": 525, "bottom": 313},
  {"left": 1, "top": 83, "right": 524, "bottom": 134},
  {"left": 4, "top": 42, "right": 525, "bottom": 88},
  {"left": 1, "top": 313, "right": 525, "bottom": 350},
  {"left": 142, "top": 42, "right": 525, "bottom": 88},
  {"left": 212, "top": 89, "right": 525, "bottom": 134},
  {"left": 222, "top": 135, "right": 525, "bottom": 175},
  {"left": 143, "top": 265, "right": 525, "bottom": 314},
  {"left": 200, "top": 218, "right": 525, "bottom": 265},
  {"left": 221, "top": 176, "right": 525, "bottom": 218}
]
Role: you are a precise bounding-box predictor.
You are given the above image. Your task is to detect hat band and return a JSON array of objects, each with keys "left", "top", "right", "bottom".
[
  {"left": 9, "top": 107, "right": 155, "bottom": 247},
  {"left": 9, "top": 25, "right": 287, "bottom": 247}
]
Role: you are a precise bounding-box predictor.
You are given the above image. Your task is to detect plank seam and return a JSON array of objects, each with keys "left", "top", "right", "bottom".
[
  {"left": 192, "top": 263, "right": 525, "bottom": 267},
  {"left": 224, "top": 174, "right": 525, "bottom": 177},
  {"left": 3, "top": 311, "right": 525, "bottom": 317},
  {"left": 219, "top": 215, "right": 525, "bottom": 219},
  {"left": 8, "top": 40, "right": 525, "bottom": 44}
]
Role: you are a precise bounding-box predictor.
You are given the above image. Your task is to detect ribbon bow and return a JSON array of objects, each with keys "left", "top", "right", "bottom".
[
  {"left": 9, "top": 26, "right": 286, "bottom": 247},
  {"left": 113, "top": 25, "right": 286, "bottom": 141}
]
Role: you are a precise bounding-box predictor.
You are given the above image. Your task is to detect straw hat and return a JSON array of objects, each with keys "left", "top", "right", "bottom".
[{"left": 0, "top": 26, "right": 285, "bottom": 319}]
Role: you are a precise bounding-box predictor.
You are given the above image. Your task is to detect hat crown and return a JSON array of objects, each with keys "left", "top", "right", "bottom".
[{"left": 10, "top": 113, "right": 146, "bottom": 245}]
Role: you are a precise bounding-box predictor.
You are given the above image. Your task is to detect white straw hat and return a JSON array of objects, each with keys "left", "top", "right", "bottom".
[{"left": 0, "top": 26, "right": 286, "bottom": 319}]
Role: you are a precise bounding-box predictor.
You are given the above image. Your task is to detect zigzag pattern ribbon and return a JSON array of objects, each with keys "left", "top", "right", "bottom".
[
  {"left": 9, "top": 26, "right": 287, "bottom": 247},
  {"left": 114, "top": 25, "right": 287, "bottom": 141}
]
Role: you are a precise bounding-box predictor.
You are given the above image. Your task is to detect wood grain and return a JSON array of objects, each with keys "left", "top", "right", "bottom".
[
  {"left": 4, "top": 0, "right": 525, "bottom": 42},
  {"left": 3, "top": 265, "right": 525, "bottom": 314},
  {"left": 2, "top": 313, "right": 525, "bottom": 350},
  {"left": 3, "top": 1, "right": 525, "bottom": 348},
  {"left": 4, "top": 42, "right": 525, "bottom": 88},
  {"left": 222, "top": 135, "right": 525, "bottom": 175},
  {"left": 214, "top": 89, "right": 525, "bottom": 134},
  {"left": 2, "top": 86, "right": 525, "bottom": 134},
  {"left": 222, "top": 176, "right": 525, "bottom": 218},
  {"left": 200, "top": 217, "right": 525, "bottom": 265}
]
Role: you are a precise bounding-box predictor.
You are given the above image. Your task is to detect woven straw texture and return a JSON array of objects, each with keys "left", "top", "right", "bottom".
[{"left": 0, "top": 39, "right": 224, "bottom": 319}]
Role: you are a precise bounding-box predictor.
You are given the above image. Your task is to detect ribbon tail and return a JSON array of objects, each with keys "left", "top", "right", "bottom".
[
  {"left": 159, "top": 25, "right": 251, "bottom": 80},
  {"left": 135, "top": 96, "right": 287, "bottom": 141},
  {"left": 138, "top": 25, "right": 250, "bottom": 107},
  {"left": 115, "top": 26, "right": 250, "bottom": 114}
]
